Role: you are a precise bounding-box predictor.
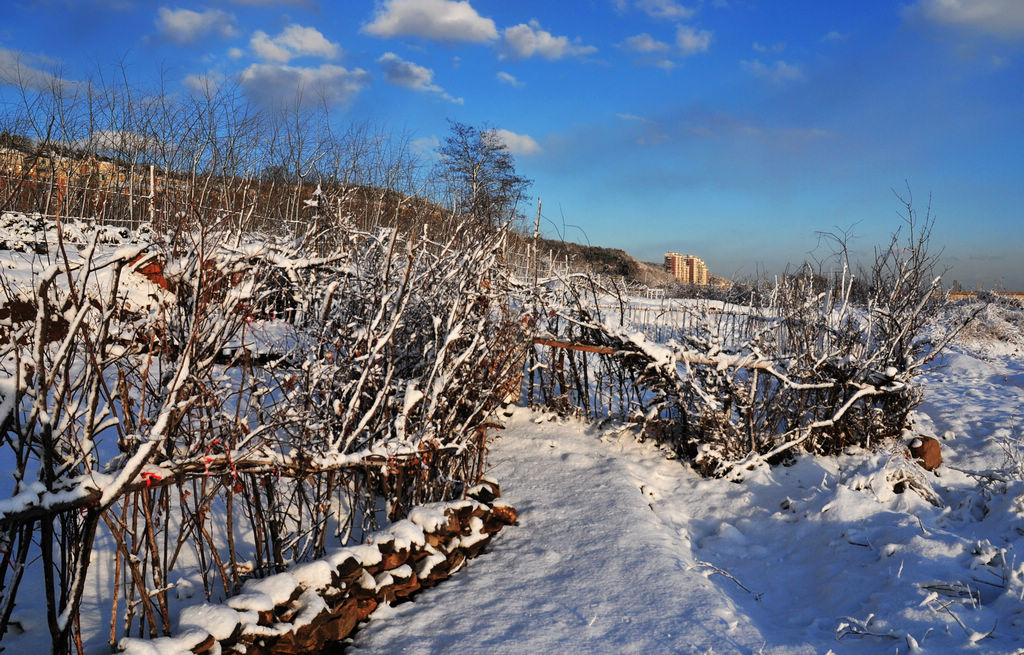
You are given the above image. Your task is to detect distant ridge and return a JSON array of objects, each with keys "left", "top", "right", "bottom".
[{"left": 533, "top": 237, "right": 731, "bottom": 290}]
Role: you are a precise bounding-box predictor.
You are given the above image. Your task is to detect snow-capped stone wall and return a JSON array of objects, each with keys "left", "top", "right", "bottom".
[{"left": 117, "top": 484, "right": 517, "bottom": 655}]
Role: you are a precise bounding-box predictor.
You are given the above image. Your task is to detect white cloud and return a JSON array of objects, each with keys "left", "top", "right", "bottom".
[
  {"left": 676, "top": 25, "right": 712, "bottom": 56},
  {"left": 411, "top": 135, "right": 440, "bottom": 157},
  {"left": 78, "top": 130, "right": 163, "bottom": 155},
  {"left": 0, "top": 47, "right": 69, "bottom": 91},
  {"left": 363, "top": 0, "right": 498, "bottom": 42},
  {"left": 239, "top": 63, "right": 370, "bottom": 106},
  {"left": 822, "top": 31, "right": 849, "bottom": 42},
  {"left": 620, "top": 33, "right": 672, "bottom": 53},
  {"left": 377, "top": 52, "right": 462, "bottom": 103},
  {"left": 619, "top": 34, "right": 676, "bottom": 69},
  {"left": 156, "top": 7, "right": 236, "bottom": 44},
  {"left": 496, "top": 71, "right": 524, "bottom": 87},
  {"left": 488, "top": 128, "right": 541, "bottom": 156},
  {"left": 501, "top": 20, "right": 597, "bottom": 60},
  {"left": 741, "top": 59, "right": 804, "bottom": 83},
  {"left": 183, "top": 72, "right": 226, "bottom": 94},
  {"left": 251, "top": 25, "right": 340, "bottom": 63},
  {"left": 636, "top": 0, "right": 696, "bottom": 20},
  {"left": 905, "top": 0, "right": 1024, "bottom": 38},
  {"left": 378, "top": 52, "right": 433, "bottom": 88},
  {"left": 250, "top": 34, "right": 290, "bottom": 62}
]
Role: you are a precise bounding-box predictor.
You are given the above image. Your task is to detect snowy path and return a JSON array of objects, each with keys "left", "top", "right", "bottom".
[
  {"left": 350, "top": 347, "right": 1024, "bottom": 655},
  {"left": 348, "top": 408, "right": 800, "bottom": 655}
]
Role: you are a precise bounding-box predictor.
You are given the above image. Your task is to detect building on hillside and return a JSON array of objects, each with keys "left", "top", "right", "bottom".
[
  {"left": 0, "top": 145, "right": 155, "bottom": 189},
  {"left": 664, "top": 252, "right": 710, "bottom": 285}
]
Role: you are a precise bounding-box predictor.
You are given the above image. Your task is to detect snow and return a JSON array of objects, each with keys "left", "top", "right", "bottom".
[
  {"left": 347, "top": 544, "right": 384, "bottom": 567},
  {"left": 291, "top": 589, "right": 328, "bottom": 628},
  {"left": 0, "top": 476, "right": 103, "bottom": 520},
  {"left": 177, "top": 602, "right": 240, "bottom": 641},
  {"left": 0, "top": 374, "right": 22, "bottom": 428},
  {"left": 117, "top": 629, "right": 211, "bottom": 655},
  {"left": 239, "top": 572, "right": 299, "bottom": 606},
  {"left": 407, "top": 504, "right": 450, "bottom": 532},
  {"left": 457, "top": 517, "right": 487, "bottom": 549},
  {"left": 349, "top": 406, "right": 784, "bottom": 654},
  {"left": 378, "top": 519, "right": 426, "bottom": 549},
  {"left": 225, "top": 592, "right": 275, "bottom": 613},
  {"left": 3, "top": 269, "right": 1023, "bottom": 654},
  {"left": 357, "top": 570, "right": 378, "bottom": 591},
  {"left": 350, "top": 341, "right": 1024, "bottom": 654},
  {"left": 403, "top": 383, "right": 424, "bottom": 414},
  {"left": 416, "top": 550, "right": 448, "bottom": 578},
  {"left": 226, "top": 573, "right": 304, "bottom": 614},
  {"left": 325, "top": 547, "right": 364, "bottom": 570},
  {"left": 289, "top": 560, "right": 335, "bottom": 592}
]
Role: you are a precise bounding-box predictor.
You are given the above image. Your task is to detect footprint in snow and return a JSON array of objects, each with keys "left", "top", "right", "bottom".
[
  {"left": 559, "top": 452, "right": 591, "bottom": 468},
  {"left": 715, "top": 523, "right": 747, "bottom": 544},
  {"left": 531, "top": 547, "right": 564, "bottom": 564}
]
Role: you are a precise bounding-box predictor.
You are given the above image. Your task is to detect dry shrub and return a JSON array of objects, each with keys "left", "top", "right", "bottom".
[{"left": 526, "top": 197, "right": 979, "bottom": 477}]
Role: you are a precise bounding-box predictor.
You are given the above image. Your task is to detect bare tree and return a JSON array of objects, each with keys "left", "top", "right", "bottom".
[{"left": 436, "top": 120, "right": 531, "bottom": 230}]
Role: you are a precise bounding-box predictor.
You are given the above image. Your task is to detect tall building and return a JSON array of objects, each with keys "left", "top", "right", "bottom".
[{"left": 664, "top": 252, "right": 709, "bottom": 285}]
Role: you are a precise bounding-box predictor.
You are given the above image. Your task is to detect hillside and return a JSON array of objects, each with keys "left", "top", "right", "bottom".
[
  {"left": 533, "top": 237, "right": 677, "bottom": 287},
  {"left": 528, "top": 237, "right": 735, "bottom": 292}
]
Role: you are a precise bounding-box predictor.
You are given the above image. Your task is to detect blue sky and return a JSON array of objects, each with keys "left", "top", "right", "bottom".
[{"left": 1, "top": 0, "right": 1022, "bottom": 287}]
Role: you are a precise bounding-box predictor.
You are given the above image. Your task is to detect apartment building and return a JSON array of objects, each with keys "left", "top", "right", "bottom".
[
  {"left": 1, "top": 146, "right": 163, "bottom": 191},
  {"left": 664, "top": 251, "right": 710, "bottom": 285}
]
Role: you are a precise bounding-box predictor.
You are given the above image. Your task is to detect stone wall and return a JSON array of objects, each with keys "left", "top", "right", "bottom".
[{"left": 118, "top": 482, "right": 517, "bottom": 655}]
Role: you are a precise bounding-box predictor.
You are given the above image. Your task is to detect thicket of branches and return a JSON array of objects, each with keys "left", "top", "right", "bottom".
[
  {"left": 526, "top": 201, "right": 978, "bottom": 476},
  {"left": 0, "top": 74, "right": 528, "bottom": 654},
  {"left": 1, "top": 74, "right": 463, "bottom": 239}
]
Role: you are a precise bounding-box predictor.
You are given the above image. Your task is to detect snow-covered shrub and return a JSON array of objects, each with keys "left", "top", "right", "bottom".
[
  {"left": 0, "top": 77, "right": 534, "bottom": 652},
  {"left": 948, "top": 295, "right": 1024, "bottom": 354},
  {"left": 0, "top": 210, "right": 525, "bottom": 651},
  {"left": 526, "top": 203, "right": 977, "bottom": 477}
]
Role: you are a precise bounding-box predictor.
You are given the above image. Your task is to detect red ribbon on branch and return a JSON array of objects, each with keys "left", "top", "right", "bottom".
[{"left": 140, "top": 471, "right": 163, "bottom": 487}]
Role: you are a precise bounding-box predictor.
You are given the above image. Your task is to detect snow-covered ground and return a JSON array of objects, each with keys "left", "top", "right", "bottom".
[
  {"left": 3, "top": 278, "right": 1022, "bottom": 653},
  {"left": 350, "top": 338, "right": 1024, "bottom": 654}
]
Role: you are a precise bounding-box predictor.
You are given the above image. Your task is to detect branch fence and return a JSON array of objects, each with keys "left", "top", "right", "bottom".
[
  {"left": 523, "top": 255, "right": 976, "bottom": 476},
  {"left": 0, "top": 196, "right": 527, "bottom": 653}
]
